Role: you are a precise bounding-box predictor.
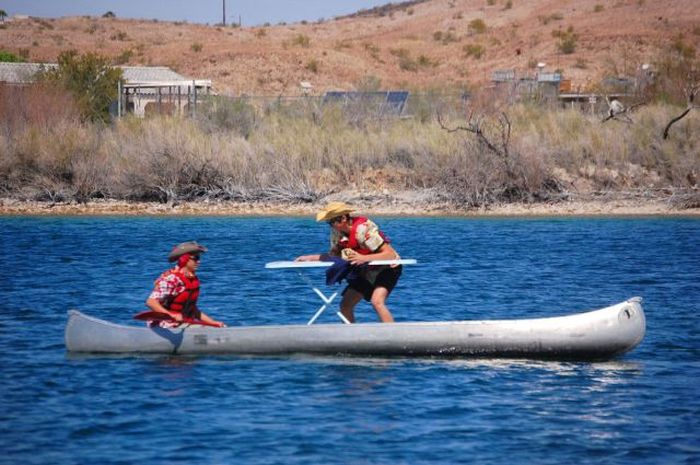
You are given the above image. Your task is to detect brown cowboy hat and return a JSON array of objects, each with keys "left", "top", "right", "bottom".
[
  {"left": 167, "top": 241, "right": 208, "bottom": 262},
  {"left": 316, "top": 201, "right": 355, "bottom": 222}
]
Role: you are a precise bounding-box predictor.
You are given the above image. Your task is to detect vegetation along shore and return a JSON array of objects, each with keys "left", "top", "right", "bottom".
[{"left": 1, "top": 88, "right": 697, "bottom": 216}]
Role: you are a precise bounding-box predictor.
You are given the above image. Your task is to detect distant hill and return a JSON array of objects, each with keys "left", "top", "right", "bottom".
[{"left": 1, "top": 0, "right": 698, "bottom": 95}]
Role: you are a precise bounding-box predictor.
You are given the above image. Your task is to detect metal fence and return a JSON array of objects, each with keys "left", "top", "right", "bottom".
[{"left": 199, "top": 91, "right": 471, "bottom": 123}]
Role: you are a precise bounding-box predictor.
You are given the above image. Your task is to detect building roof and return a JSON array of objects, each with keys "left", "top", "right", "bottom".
[
  {"left": 0, "top": 62, "right": 56, "bottom": 83},
  {"left": 120, "top": 66, "right": 188, "bottom": 82},
  {"left": 491, "top": 70, "right": 516, "bottom": 82},
  {"left": 537, "top": 72, "right": 562, "bottom": 82},
  {"left": 0, "top": 62, "right": 192, "bottom": 84}
]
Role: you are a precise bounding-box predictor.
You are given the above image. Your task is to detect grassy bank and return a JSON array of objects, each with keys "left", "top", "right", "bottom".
[{"left": 0, "top": 93, "right": 698, "bottom": 210}]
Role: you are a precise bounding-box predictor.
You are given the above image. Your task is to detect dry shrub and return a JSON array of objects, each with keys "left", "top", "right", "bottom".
[
  {"left": 510, "top": 103, "right": 698, "bottom": 192},
  {"left": 196, "top": 96, "right": 258, "bottom": 137},
  {"left": 431, "top": 135, "right": 558, "bottom": 206},
  {"left": 0, "top": 83, "right": 83, "bottom": 199},
  {"left": 0, "top": 82, "right": 80, "bottom": 134},
  {"left": 102, "top": 117, "right": 322, "bottom": 203},
  {"left": 0, "top": 120, "right": 109, "bottom": 201},
  {"left": 0, "top": 88, "right": 697, "bottom": 208},
  {"left": 105, "top": 118, "right": 233, "bottom": 202},
  {"left": 433, "top": 91, "right": 565, "bottom": 205},
  {"left": 431, "top": 138, "right": 508, "bottom": 206}
]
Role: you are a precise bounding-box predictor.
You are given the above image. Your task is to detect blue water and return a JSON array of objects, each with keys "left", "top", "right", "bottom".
[{"left": 1, "top": 216, "right": 699, "bottom": 464}]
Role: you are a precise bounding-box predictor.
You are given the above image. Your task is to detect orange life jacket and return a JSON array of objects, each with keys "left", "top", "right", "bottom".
[
  {"left": 341, "top": 217, "right": 389, "bottom": 255},
  {"left": 157, "top": 269, "right": 200, "bottom": 319}
]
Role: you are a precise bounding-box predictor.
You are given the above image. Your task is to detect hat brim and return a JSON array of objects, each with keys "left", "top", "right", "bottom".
[
  {"left": 316, "top": 208, "right": 354, "bottom": 222},
  {"left": 168, "top": 243, "right": 208, "bottom": 262}
]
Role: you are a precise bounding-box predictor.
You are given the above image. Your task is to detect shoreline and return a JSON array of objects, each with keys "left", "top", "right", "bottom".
[{"left": 1, "top": 197, "right": 698, "bottom": 217}]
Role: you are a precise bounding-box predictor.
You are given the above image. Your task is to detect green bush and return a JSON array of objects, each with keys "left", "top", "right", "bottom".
[
  {"left": 110, "top": 31, "right": 128, "bottom": 41},
  {"left": 434, "top": 30, "right": 459, "bottom": 44},
  {"left": 558, "top": 36, "right": 577, "bottom": 54},
  {"left": 463, "top": 44, "right": 485, "bottom": 59},
  {"left": 468, "top": 19, "right": 487, "bottom": 34},
  {"left": 113, "top": 49, "right": 133, "bottom": 64},
  {"left": 39, "top": 50, "right": 122, "bottom": 123},
  {"left": 364, "top": 42, "right": 381, "bottom": 61},
  {"left": 671, "top": 37, "right": 696, "bottom": 59},
  {"left": 399, "top": 56, "right": 418, "bottom": 72},
  {"left": 538, "top": 13, "right": 563, "bottom": 25},
  {"left": 356, "top": 75, "right": 382, "bottom": 91},
  {"left": 417, "top": 55, "right": 437, "bottom": 67},
  {"left": 555, "top": 26, "right": 578, "bottom": 54},
  {"left": 305, "top": 59, "right": 319, "bottom": 73},
  {"left": 0, "top": 50, "right": 24, "bottom": 62},
  {"left": 292, "top": 34, "right": 310, "bottom": 48}
]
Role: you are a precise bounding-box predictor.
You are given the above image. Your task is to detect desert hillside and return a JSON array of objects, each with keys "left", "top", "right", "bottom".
[{"left": 1, "top": 0, "right": 699, "bottom": 95}]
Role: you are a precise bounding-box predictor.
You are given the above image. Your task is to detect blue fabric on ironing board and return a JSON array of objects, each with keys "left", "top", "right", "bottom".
[{"left": 320, "top": 254, "right": 365, "bottom": 285}]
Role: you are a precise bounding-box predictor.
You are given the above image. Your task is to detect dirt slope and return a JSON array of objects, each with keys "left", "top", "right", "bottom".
[{"left": 1, "top": 0, "right": 698, "bottom": 95}]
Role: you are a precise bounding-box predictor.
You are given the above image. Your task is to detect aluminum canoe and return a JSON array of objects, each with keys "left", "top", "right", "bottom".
[{"left": 64, "top": 297, "right": 645, "bottom": 360}]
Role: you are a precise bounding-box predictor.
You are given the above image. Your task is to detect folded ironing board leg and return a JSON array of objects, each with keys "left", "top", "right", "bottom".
[
  {"left": 308, "top": 287, "right": 339, "bottom": 325},
  {"left": 297, "top": 271, "right": 349, "bottom": 325}
]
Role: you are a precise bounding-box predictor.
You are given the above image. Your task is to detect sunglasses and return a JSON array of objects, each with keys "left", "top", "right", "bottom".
[
  {"left": 189, "top": 255, "right": 201, "bottom": 262},
  {"left": 327, "top": 216, "right": 343, "bottom": 225}
]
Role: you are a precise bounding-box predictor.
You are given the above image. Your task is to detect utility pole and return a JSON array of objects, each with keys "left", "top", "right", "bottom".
[{"left": 223, "top": 0, "right": 226, "bottom": 26}]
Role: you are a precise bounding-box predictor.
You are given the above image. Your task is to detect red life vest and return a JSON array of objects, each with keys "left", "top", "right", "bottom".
[
  {"left": 341, "top": 217, "right": 389, "bottom": 255},
  {"left": 157, "top": 269, "right": 200, "bottom": 318}
]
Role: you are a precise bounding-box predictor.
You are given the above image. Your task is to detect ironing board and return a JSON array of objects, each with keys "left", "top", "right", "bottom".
[{"left": 265, "top": 259, "right": 417, "bottom": 324}]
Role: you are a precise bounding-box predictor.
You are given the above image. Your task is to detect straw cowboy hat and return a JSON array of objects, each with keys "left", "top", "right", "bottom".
[
  {"left": 167, "top": 241, "right": 208, "bottom": 262},
  {"left": 316, "top": 202, "right": 355, "bottom": 222}
]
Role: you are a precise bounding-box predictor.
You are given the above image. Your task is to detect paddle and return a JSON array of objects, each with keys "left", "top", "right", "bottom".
[{"left": 134, "top": 310, "right": 224, "bottom": 328}]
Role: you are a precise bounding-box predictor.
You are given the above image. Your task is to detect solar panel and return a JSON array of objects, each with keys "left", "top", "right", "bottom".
[
  {"left": 322, "top": 91, "right": 409, "bottom": 116},
  {"left": 386, "top": 91, "right": 409, "bottom": 114}
]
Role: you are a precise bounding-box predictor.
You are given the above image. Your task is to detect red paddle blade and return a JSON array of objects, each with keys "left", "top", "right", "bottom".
[
  {"left": 134, "top": 310, "right": 171, "bottom": 321},
  {"left": 133, "top": 311, "right": 223, "bottom": 328}
]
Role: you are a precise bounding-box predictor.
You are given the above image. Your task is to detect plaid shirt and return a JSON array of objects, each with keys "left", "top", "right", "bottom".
[
  {"left": 147, "top": 269, "right": 198, "bottom": 328},
  {"left": 148, "top": 269, "right": 187, "bottom": 304}
]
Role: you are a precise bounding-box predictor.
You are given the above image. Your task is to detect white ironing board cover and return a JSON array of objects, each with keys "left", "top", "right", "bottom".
[{"left": 265, "top": 259, "right": 417, "bottom": 269}]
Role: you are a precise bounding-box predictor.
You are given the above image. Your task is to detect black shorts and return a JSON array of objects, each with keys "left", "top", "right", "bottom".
[{"left": 343, "top": 265, "right": 402, "bottom": 302}]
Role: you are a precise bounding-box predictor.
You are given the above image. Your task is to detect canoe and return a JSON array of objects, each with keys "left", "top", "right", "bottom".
[{"left": 65, "top": 297, "right": 645, "bottom": 360}]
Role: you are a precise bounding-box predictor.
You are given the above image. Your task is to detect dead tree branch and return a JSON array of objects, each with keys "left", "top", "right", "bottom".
[
  {"left": 437, "top": 111, "right": 510, "bottom": 160},
  {"left": 601, "top": 97, "right": 646, "bottom": 124},
  {"left": 663, "top": 84, "right": 699, "bottom": 139}
]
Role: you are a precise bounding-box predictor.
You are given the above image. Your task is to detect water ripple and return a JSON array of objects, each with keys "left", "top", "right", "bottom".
[{"left": 1, "top": 216, "right": 698, "bottom": 464}]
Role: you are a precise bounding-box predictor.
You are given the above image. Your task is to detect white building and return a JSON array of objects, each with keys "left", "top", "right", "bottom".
[{"left": 0, "top": 62, "right": 212, "bottom": 117}]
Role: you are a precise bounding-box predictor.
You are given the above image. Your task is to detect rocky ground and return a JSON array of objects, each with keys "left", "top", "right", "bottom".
[{"left": 2, "top": 193, "right": 697, "bottom": 217}]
